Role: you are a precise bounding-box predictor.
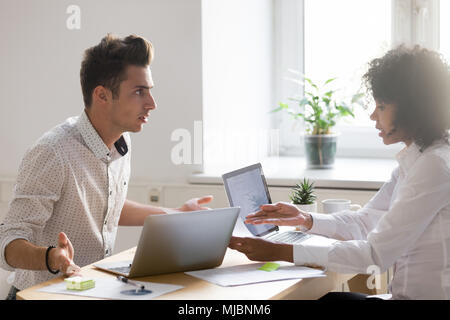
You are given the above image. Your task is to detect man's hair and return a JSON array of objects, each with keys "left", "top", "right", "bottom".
[
  {"left": 80, "top": 34, "right": 154, "bottom": 108},
  {"left": 363, "top": 45, "right": 450, "bottom": 150}
]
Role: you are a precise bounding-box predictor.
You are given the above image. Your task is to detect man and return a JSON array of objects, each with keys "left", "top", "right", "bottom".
[{"left": 0, "top": 34, "right": 212, "bottom": 300}]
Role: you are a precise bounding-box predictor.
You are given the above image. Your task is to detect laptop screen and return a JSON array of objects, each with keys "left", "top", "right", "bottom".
[{"left": 222, "top": 163, "right": 278, "bottom": 237}]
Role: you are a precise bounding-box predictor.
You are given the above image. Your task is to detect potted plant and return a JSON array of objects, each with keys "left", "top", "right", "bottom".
[
  {"left": 290, "top": 178, "right": 317, "bottom": 213},
  {"left": 272, "top": 75, "right": 364, "bottom": 168}
]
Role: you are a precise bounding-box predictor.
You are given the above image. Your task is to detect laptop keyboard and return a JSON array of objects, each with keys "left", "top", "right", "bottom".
[{"left": 266, "top": 231, "right": 309, "bottom": 244}]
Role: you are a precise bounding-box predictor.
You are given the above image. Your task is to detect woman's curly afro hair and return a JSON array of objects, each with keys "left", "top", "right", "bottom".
[{"left": 363, "top": 45, "right": 450, "bottom": 151}]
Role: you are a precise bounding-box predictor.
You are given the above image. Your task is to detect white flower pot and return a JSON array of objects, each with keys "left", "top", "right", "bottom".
[{"left": 292, "top": 201, "right": 317, "bottom": 213}]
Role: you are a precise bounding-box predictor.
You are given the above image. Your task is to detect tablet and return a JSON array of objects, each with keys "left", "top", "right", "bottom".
[{"left": 222, "top": 163, "right": 279, "bottom": 237}]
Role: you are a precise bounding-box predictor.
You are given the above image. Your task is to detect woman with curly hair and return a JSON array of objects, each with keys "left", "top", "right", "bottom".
[{"left": 229, "top": 45, "right": 450, "bottom": 300}]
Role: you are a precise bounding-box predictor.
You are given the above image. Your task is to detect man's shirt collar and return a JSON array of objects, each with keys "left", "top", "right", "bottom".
[{"left": 76, "top": 110, "right": 129, "bottom": 162}]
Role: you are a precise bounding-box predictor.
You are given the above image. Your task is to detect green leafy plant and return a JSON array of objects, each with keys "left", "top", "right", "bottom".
[
  {"left": 290, "top": 178, "right": 316, "bottom": 205},
  {"left": 272, "top": 75, "right": 364, "bottom": 135}
]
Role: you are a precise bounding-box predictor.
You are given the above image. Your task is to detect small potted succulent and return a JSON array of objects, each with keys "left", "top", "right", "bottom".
[
  {"left": 273, "top": 74, "right": 364, "bottom": 168},
  {"left": 290, "top": 178, "right": 317, "bottom": 213}
]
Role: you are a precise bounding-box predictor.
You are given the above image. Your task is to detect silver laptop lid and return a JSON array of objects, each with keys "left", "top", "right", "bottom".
[{"left": 128, "top": 207, "right": 240, "bottom": 277}]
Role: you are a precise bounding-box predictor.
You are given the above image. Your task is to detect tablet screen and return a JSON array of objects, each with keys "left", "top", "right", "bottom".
[{"left": 222, "top": 163, "right": 277, "bottom": 237}]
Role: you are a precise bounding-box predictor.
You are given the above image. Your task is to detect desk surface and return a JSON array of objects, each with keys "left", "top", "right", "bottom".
[{"left": 17, "top": 247, "right": 355, "bottom": 300}]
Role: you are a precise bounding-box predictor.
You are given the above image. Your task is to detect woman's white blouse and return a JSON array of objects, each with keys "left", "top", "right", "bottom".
[{"left": 294, "top": 141, "right": 450, "bottom": 299}]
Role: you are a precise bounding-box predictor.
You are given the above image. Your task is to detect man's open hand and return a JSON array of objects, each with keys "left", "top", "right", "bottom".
[
  {"left": 178, "top": 195, "right": 214, "bottom": 212},
  {"left": 49, "top": 232, "right": 81, "bottom": 276}
]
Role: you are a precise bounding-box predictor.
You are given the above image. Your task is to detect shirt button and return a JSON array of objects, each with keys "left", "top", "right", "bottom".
[
  {"left": 109, "top": 190, "right": 112, "bottom": 195},
  {"left": 105, "top": 249, "right": 109, "bottom": 255}
]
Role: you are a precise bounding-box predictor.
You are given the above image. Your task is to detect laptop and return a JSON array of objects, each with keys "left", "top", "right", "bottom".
[
  {"left": 94, "top": 207, "right": 240, "bottom": 278},
  {"left": 222, "top": 163, "right": 336, "bottom": 246}
]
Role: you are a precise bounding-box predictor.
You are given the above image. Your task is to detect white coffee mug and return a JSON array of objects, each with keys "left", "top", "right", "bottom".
[{"left": 321, "top": 199, "right": 362, "bottom": 213}]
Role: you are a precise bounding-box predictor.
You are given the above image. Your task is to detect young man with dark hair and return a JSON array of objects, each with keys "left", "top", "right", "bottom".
[{"left": 0, "top": 34, "right": 212, "bottom": 300}]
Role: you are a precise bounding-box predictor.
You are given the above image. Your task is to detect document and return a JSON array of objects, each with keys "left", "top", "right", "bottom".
[
  {"left": 37, "top": 278, "right": 183, "bottom": 300},
  {"left": 185, "top": 262, "right": 326, "bottom": 287}
]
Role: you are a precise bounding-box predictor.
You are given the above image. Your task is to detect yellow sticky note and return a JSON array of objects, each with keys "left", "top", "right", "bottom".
[{"left": 259, "top": 262, "right": 280, "bottom": 272}]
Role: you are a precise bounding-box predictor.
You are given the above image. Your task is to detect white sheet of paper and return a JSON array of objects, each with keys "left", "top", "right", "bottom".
[
  {"left": 37, "top": 278, "right": 183, "bottom": 300},
  {"left": 185, "top": 262, "right": 326, "bottom": 287}
]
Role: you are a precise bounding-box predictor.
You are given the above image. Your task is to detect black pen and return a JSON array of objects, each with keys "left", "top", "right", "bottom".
[{"left": 116, "top": 275, "right": 147, "bottom": 291}]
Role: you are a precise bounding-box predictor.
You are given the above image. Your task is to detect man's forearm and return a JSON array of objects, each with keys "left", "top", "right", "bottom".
[
  {"left": 5, "top": 239, "right": 48, "bottom": 271},
  {"left": 118, "top": 199, "right": 174, "bottom": 226}
]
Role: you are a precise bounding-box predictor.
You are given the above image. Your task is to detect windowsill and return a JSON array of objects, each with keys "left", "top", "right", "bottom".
[{"left": 189, "top": 156, "right": 398, "bottom": 190}]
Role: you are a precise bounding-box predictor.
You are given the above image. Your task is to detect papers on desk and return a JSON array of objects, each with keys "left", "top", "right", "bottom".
[
  {"left": 37, "top": 278, "right": 183, "bottom": 300},
  {"left": 185, "top": 262, "right": 326, "bottom": 287}
]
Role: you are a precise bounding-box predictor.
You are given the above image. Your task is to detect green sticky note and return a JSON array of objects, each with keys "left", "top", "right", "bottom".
[
  {"left": 64, "top": 277, "right": 96, "bottom": 291},
  {"left": 259, "top": 262, "right": 280, "bottom": 272}
]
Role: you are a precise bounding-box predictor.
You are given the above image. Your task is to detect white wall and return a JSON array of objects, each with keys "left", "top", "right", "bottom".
[
  {"left": 0, "top": 0, "right": 203, "bottom": 183},
  {"left": 202, "top": 0, "right": 275, "bottom": 173}
]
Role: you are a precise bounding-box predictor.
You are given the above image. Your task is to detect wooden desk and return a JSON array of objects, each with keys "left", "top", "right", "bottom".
[{"left": 17, "top": 247, "right": 356, "bottom": 300}]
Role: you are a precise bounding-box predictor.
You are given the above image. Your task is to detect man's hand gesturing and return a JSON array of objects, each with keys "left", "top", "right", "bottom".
[{"left": 48, "top": 232, "right": 81, "bottom": 276}]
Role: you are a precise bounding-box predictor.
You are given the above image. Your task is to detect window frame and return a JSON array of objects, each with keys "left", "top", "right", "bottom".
[{"left": 273, "top": 0, "right": 440, "bottom": 158}]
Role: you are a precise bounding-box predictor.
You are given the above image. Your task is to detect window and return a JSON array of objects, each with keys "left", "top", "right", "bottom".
[
  {"left": 304, "top": 0, "right": 391, "bottom": 128},
  {"left": 201, "top": 0, "right": 445, "bottom": 173},
  {"left": 440, "top": 0, "right": 450, "bottom": 62},
  {"left": 274, "top": 0, "right": 442, "bottom": 158}
]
